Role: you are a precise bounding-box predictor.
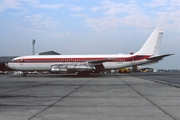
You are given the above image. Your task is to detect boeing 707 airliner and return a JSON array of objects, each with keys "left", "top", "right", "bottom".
[{"left": 7, "top": 28, "right": 173, "bottom": 76}]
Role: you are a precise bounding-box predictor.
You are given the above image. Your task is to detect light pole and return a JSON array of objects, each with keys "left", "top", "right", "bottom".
[{"left": 32, "top": 39, "right": 35, "bottom": 55}]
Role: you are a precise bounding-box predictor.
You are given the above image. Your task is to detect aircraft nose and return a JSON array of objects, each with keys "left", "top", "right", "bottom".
[
  {"left": 5, "top": 62, "right": 13, "bottom": 70},
  {"left": 5, "top": 62, "right": 9, "bottom": 68},
  {"left": 5, "top": 62, "right": 11, "bottom": 70}
]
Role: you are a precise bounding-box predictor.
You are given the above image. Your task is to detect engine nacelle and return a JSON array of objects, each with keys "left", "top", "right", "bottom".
[
  {"left": 51, "top": 65, "right": 95, "bottom": 73},
  {"left": 51, "top": 66, "right": 67, "bottom": 73},
  {"left": 68, "top": 65, "right": 95, "bottom": 71}
]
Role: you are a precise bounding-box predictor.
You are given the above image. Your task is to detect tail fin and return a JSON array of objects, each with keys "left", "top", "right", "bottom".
[{"left": 135, "top": 28, "right": 164, "bottom": 56}]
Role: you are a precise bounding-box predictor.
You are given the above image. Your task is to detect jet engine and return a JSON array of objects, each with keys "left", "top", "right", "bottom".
[{"left": 50, "top": 65, "right": 95, "bottom": 73}]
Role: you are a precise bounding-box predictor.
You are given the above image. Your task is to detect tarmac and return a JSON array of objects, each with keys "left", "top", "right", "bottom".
[{"left": 0, "top": 73, "right": 180, "bottom": 120}]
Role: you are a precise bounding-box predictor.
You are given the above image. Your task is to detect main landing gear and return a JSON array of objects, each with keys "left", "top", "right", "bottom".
[
  {"left": 77, "top": 72, "right": 90, "bottom": 76},
  {"left": 20, "top": 72, "right": 27, "bottom": 77}
]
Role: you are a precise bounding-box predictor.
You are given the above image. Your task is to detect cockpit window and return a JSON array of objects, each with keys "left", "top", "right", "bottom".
[{"left": 11, "top": 59, "right": 16, "bottom": 62}]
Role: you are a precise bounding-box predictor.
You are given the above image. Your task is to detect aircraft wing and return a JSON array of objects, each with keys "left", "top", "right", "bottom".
[
  {"left": 51, "top": 58, "right": 116, "bottom": 67},
  {"left": 147, "top": 54, "right": 174, "bottom": 61},
  {"left": 86, "top": 58, "right": 116, "bottom": 65}
]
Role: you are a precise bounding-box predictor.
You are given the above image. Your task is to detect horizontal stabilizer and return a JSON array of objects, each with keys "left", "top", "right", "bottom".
[{"left": 147, "top": 54, "right": 174, "bottom": 61}]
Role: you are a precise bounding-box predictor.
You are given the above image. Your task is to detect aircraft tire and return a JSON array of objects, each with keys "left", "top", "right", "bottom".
[
  {"left": 22, "top": 73, "right": 27, "bottom": 77},
  {"left": 77, "top": 72, "right": 90, "bottom": 76}
]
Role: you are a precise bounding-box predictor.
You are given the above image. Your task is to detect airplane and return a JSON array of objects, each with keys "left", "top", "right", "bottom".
[{"left": 7, "top": 28, "right": 173, "bottom": 76}]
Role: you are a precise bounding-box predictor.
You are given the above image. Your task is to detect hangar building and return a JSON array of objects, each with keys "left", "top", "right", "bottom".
[{"left": 0, "top": 56, "right": 18, "bottom": 71}]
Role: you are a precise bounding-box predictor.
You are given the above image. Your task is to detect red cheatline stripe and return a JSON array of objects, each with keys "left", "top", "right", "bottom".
[{"left": 10, "top": 55, "right": 151, "bottom": 63}]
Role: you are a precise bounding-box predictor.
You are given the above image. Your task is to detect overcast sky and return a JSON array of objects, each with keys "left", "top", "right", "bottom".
[{"left": 0, "top": 0, "right": 180, "bottom": 69}]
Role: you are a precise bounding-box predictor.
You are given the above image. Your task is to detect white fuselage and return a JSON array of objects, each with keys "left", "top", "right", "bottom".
[{"left": 7, "top": 54, "right": 151, "bottom": 72}]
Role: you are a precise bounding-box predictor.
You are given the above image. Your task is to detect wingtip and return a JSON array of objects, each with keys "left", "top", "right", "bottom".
[{"left": 167, "top": 53, "right": 175, "bottom": 56}]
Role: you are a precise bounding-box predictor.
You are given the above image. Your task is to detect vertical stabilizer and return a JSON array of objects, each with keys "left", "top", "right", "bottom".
[{"left": 135, "top": 28, "right": 164, "bottom": 56}]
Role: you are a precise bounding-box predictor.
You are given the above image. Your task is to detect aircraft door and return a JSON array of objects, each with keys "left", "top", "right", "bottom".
[{"left": 18, "top": 58, "right": 24, "bottom": 70}]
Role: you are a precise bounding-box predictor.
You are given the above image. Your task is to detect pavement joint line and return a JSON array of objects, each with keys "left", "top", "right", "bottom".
[
  {"left": 146, "top": 78, "right": 180, "bottom": 88},
  {"left": 28, "top": 77, "right": 96, "bottom": 120},
  {"left": 132, "top": 75, "right": 180, "bottom": 88},
  {"left": 115, "top": 75, "right": 177, "bottom": 120},
  {"left": 149, "top": 79, "right": 180, "bottom": 88}
]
